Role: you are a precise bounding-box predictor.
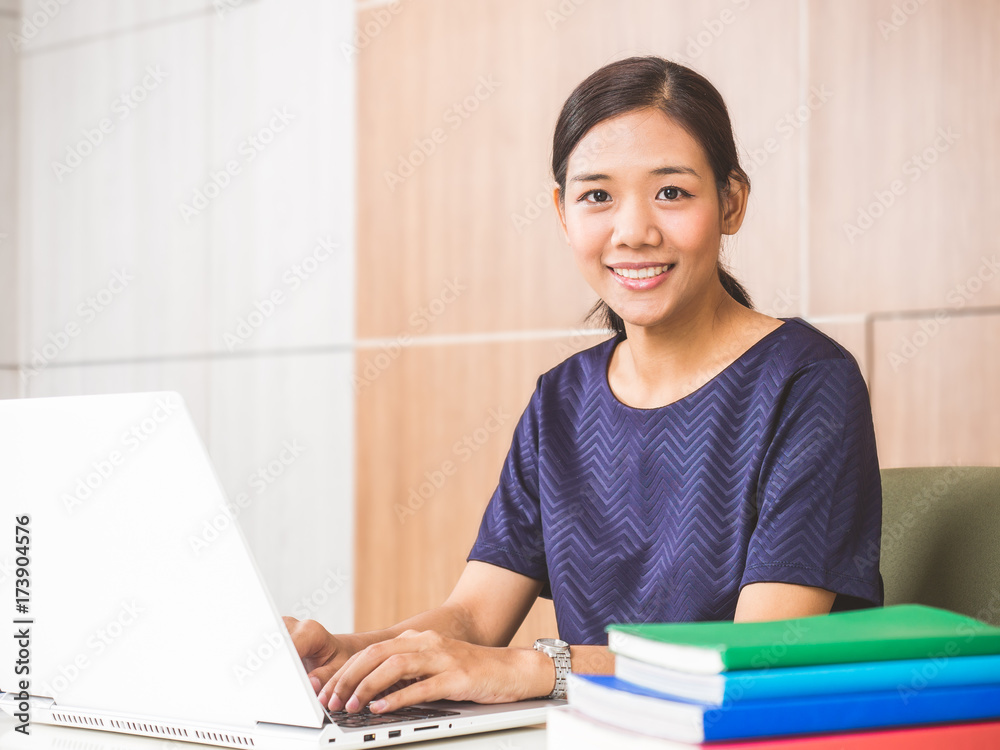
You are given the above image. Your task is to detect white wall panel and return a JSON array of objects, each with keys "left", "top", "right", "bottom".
[
  {"left": 0, "top": 369, "right": 18, "bottom": 398},
  {"left": 208, "top": 352, "right": 354, "bottom": 633},
  {"left": 17, "top": 0, "right": 210, "bottom": 50},
  {"left": 16, "top": 0, "right": 357, "bottom": 635},
  {"left": 21, "top": 359, "right": 210, "bottom": 437},
  {"left": 15, "top": 348, "right": 356, "bottom": 631},
  {"left": 20, "top": 15, "right": 211, "bottom": 364},
  {"left": 207, "top": 0, "right": 355, "bottom": 355},
  {"left": 0, "top": 17, "right": 17, "bottom": 365}
]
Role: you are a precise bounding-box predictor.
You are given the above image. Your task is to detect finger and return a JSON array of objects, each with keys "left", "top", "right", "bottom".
[
  {"left": 370, "top": 675, "right": 451, "bottom": 713},
  {"left": 320, "top": 645, "right": 371, "bottom": 710},
  {"left": 372, "top": 678, "right": 419, "bottom": 700},
  {"left": 283, "top": 618, "right": 346, "bottom": 696},
  {"left": 344, "top": 652, "right": 439, "bottom": 713},
  {"left": 309, "top": 661, "right": 347, "bottom": 699},
  {"left": 284, "top": 617, "right": 327, "bottom": 663},
  {"left": 321, "top": 631, "right": 437, "bottom": 711},
  {"left": 321, "top": 636, "right": 410, "bottom": 709},
  {"left": 327, "top": 646, "right": 416, "bottom": 712}
]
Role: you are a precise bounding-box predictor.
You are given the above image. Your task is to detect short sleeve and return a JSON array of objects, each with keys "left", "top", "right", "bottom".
[
  {"left": 742, "top": 358, "right": 884, "bottom": 609},
  {"left": 467, "top": 379, "right": 551, "bottom": 593}
]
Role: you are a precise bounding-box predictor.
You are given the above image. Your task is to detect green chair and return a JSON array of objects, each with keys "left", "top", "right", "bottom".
[{"left": 880, "top": 467, "right": 1000, "bottom": 626}]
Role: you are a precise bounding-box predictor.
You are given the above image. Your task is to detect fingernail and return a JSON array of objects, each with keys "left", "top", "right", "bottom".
[
  {"left": 370, "top": 700, "right": 387, "bottom": 713},
  {"left": 345, "top": 695, "right": 360, "bottom": 713},
  {"left": 317, "top": 690, "right": 327, "bottom": 705},
  {"left": 328, "top": 693, "right": 343, "bottom": 711},
  {"left": 310, "top": 676, "right": 321, "bottom": 694}
]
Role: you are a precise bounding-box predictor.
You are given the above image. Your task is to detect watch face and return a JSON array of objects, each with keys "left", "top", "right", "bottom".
[{"left": 536, "top": 638, "right": 570, "bottom": 650}]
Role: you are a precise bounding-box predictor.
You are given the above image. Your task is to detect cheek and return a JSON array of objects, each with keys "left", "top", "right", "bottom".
[
  {"left": 666, "top": 206, "right": 722, "bottom": 255},
  {"left": 566, "top": 211, "right": 608, "bottom": 258}
]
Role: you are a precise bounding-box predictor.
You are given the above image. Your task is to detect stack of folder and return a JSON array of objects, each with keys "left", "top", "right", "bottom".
[{"left": 551, "top": 604, "right": 1000, "bottom": 748}]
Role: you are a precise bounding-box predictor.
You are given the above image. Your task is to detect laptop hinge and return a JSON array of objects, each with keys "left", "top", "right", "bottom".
[
  {"left": 0, "top": 692, "right": 55, "bottom": 708},
  {"left": 255, "top": 720, "right": 327, "bottom": 730}
]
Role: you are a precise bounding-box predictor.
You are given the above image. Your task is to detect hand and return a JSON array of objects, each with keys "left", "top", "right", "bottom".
[
  {"left": 282, "top": 616, "right": 360, "bottom": 696},
  {"left": 319, "top": 629, "right": 554, "bottom": 714}
]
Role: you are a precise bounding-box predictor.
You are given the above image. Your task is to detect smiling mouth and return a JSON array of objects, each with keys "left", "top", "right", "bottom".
[{"left": 610, "top": 264, "right": 675, "bottom": 280}]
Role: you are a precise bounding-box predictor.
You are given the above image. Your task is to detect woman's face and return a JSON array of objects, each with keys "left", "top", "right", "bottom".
[{"left": 555, "top": 107, "right": 744, "bottom": 333}]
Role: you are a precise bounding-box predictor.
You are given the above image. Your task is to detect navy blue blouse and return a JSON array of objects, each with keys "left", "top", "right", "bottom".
[{"left": 468, "top": 318, "right": 883, "bottom": 645}]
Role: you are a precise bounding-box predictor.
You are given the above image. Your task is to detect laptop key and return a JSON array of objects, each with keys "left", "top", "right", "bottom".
[{"left": 329, "top": 706, "right": 461, "bottom": 728}]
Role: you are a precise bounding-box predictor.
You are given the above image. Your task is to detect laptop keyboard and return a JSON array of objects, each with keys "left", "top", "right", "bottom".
[{"left": 328, "top": 706, "right": 461, "bottom": 728}]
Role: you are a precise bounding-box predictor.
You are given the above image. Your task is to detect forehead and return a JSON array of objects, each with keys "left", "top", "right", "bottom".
[{"left": 567, "top": 108, "right": 709, "bottom": 176}]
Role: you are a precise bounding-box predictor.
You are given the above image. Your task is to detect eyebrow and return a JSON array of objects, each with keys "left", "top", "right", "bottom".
[{"left": 569, "top": 165, "right": 701, "bottom": 183}]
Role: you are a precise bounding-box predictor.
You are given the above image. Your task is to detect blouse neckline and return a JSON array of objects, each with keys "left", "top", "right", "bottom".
[{"left": 600, "top": 318, "right": 796, "bottom": 412}]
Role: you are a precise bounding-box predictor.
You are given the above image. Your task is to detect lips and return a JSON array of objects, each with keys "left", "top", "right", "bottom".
[
  {"left": 610, "top": 264, "right": 674, "bottom": 280},
  {"left": 607, "top": 262, "right": 675, "bottom": 290}
]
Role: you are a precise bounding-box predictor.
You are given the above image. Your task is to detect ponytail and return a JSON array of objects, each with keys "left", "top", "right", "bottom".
[{"left": 718, "top": 265, "right": 753, "bottom": 309}]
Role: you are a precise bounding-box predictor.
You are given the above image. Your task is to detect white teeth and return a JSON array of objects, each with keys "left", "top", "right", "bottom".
[{"left": 613, "top": 265, "right": 671, "bottom": 280}]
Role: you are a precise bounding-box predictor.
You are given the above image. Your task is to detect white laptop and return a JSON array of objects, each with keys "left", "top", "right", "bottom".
[{"left": 0, "top": 392, "right": 559, "bottom": 748}]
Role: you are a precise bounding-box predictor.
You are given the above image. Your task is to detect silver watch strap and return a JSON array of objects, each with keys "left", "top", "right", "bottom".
[{"left": 549, "top": 652, "right": 571, "bottom": 699}]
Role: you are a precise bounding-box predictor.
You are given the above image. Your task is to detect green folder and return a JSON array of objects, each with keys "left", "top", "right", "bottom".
[{"left": 605, "top": 604, "right": 1000, "bottom": 674}]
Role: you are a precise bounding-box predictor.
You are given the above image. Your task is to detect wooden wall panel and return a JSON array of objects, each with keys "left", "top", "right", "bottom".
[
  {"left": 809, "top": 0, "right": 1000, "bottom": 315},
  {"left": 354, "top": 0, "right": 1000, "bottom": 644},
  {"left": 356, "top": 0, "right": 804, "bottom": 339},
  {"left": 871, "top": 312, "right": 1000, "bottom": 468},
  {"left": 354, "top": 0, "right": 807, "bottom": 639},
  {"left": 354, "top": 334, "right": 605, "bottom": 644}
]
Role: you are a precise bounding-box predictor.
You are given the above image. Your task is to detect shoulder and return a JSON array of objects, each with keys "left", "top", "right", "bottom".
[
  {"left": 756, "top": 317, "right": 863, "bottom": 382},
  {"left": 509, "top": 334, "right": 621, "bottom": 423},
  {"left": 716, "top": 317, "right": 871, "bottom": 426},
  {"left": 536, "top": 333, "right": 620, "bottom": 392},
  {"left": 756, "top": 320, "right": 874, "bottom": 437}
]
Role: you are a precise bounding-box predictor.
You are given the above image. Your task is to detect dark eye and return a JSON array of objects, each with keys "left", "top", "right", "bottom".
[
  {"left": 582, "top": 189, "right": 611, "bottom": 203},
  {"left": 659, "top": 187, "right": 683, "bottom": 200}
]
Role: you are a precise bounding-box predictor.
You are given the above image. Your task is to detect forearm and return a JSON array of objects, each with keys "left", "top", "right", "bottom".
[
  {"left": 345, "top": 563, "right": 544, "bottom": 654},
  {"left": 510, "top": 643, "right": 615, "bottom": 699},
  {"left": 341, "top": 602, "right": 480, "bottom": 653},
  {"left": 569, "top": 644, "right": 615, "bottom": 674}
]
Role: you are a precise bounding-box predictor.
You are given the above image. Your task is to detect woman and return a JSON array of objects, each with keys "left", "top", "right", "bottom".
[{"left": 285, "top": 56, "right": 882, "bottom": 715}]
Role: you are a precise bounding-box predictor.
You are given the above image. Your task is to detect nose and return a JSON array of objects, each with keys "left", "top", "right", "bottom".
[{"left": 610, "top": 197, "right": 662, "bottom": 250}]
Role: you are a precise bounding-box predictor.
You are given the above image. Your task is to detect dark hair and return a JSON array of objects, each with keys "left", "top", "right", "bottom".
[{"left": 551, "top": 56, "right": 753, "bottom": 334}]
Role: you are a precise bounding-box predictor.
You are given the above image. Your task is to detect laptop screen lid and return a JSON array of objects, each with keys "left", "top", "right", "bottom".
[{"left": 0, "top": 392, "right": 325, "bottom": 730}]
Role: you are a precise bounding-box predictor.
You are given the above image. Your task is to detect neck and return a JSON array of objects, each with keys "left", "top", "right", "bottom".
[{"left": 615, "top": 283, "right": 750, "bottom": 401}]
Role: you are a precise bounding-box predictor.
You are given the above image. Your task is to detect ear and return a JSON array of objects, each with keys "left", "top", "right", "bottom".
[
  {"left": 720, "top": 177, "right": 749, "bottom": 235},
  {"left": 553, "top": 186, "right": 570, "bottom": 243}
]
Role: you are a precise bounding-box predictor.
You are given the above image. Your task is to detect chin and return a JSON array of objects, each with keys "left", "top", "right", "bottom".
[{"left": 609, "top": 303, "right": 674, "bottom": 329}]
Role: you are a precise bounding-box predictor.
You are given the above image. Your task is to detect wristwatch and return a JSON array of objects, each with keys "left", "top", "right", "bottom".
[{"left": 533, "top": 638, "right": 571, "bottom": 699}]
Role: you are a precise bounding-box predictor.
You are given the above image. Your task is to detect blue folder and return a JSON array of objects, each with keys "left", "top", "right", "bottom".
[
  {"left": 614, "top": 652, "right": 1000, "bottom": 704},
  {"left": 570, "top": 673, "right": 1000, "bottom": 742}
]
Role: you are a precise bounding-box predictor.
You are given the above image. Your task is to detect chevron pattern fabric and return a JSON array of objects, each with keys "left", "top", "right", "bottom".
[{"left": 469, "top": 318, "right": 883, "bottom": 645}]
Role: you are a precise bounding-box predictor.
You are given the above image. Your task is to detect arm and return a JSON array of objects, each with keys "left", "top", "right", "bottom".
[
  {"left": 734, "top": 581, "right": 835, "bottom": 622},
  {"left": 285, "top": 561, "right": 562, "bottom": 712},
  {"left": 569, "top": 645, "right": 615, "bottom": 674},
  {"left": 741, "top": 359, "right": 883, "bottom": 612},
  {"left": 378, "top": 559, "right": 544, "bottom": 647}
]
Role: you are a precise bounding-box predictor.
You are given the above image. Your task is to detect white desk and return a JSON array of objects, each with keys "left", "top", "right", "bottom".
[{"left": 0, "top": 714, "right": 547, "bottom": 749}]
